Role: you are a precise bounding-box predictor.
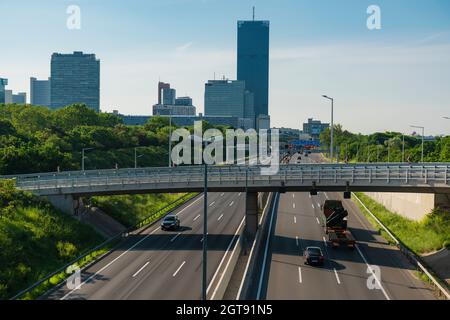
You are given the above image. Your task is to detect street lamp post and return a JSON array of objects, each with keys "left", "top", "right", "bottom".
[
  {"left": 322, "top": 95, "right": 334, "bottom": 162},
  {"left": 202, "top": 163, "right": 208, "bottom": 300},
  {"left": 410, "top": 125, "right": 425, "bottom": 163},
  {"left": 168, "top": 113, "right": 173, "bottom": 167},
  {"left": 402, "top": 134, "right": 405, "bottom": 163},
  {"left": 82, "top": 148, "right": 94, "bottom": 171},
  {"left": 134, "top": 147, "right": 144, "bottom": 169}
]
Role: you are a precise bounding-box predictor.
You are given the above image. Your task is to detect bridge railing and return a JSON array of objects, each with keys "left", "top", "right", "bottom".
[{"left": 8, "top": 163, "right": 449, "bottom": 192}]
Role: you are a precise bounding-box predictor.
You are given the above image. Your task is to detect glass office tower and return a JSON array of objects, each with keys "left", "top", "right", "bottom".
[
  {"left": 0, "top": 78, "right": 8, "bottom": 104},
  {"left": 237, "top": 20, "right": 270, "bottom": 120},
  {"left": 50, "top": 52, "right": 100, "bottom": 111}
]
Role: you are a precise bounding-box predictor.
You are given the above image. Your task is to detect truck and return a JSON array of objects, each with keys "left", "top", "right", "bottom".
[{"left": 322, "top": 200, "right": 355, "bottom": 250}]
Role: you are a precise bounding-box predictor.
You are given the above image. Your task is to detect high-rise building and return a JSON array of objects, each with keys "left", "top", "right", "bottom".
[
  {"left": 162, "top": 88, "right": 176, "bottom": 105},
  {"left": 302, "top": 118, "right": 330, "bottom": 140},
  {"left": 158, "top": 82, "right": 171, "bottom": 104},
  {"left": 30, "top": 77, "right": 51, "bottom": 107},
  {"left": 0, "top": 78, "right": 7, "bottom": 104},
  {"left": 50, "top": 51, "right": 100, "bottom": 111},
  {"left": 237, "top": 19, "right": 270, "bottom": 120}
]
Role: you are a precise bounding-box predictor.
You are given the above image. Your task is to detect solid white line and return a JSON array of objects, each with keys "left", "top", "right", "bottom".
[
  {"left": 61, "top": 224, "right": 161, "bottom": 299},
  {"left": 355, "top": 244, "right": 390, "bottom": 300},
  {"left": 218, "top": 214, "right": 224, "bottom": 221},
  {"left": 170, "top": 232, "right": 181, "bottom": 242},
  {"left": 316, "top": 217, "right": 320, "bottom": 225},
  {"left": 229, "top": 201, "right": 234, "bottom": 207},
  {"left": 132, "top": 261, "right": 150, "bottom": 278},
  {"left": 173, "top": 261, "right": 186, "bottom": 277},
  {"left": 294, "top": 216, "right": 297, "bottom": 224},
  {"left": 209, "top": 201, "right": 215, "bottom": 207},
  {"left": 293, "top": 203, "right": 296, "bottom": 209},
  {"left": 311, "top": 204, "right": 315, "bottom": 209},
  {"left": 209, "top": 217, "right": 245, "bottom": 299},
  {"left": 257, "top": 193, "right": 279, "bottom": 300},
  {"left": 334, "top": 268, "right": 341, "bottom": 284},
  {"left": 298, "top": 267, "right": 302, "bottom": 283},
  {"left": 193, "top": 214, "right": 200, "bottom": 221}
]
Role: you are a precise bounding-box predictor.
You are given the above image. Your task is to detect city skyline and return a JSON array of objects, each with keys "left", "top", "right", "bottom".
[{"left": 1, "top": 0, "right": 450, "bottom": 135}]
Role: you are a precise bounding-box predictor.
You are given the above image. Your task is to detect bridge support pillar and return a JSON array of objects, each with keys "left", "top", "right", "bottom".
[
  {"left": 435, "top": 194, "right": 450, "bottom": 210},
  {"left": 46, "top": 195, "right": 80, "bottom": 216},
  {"left": 245, "top": 192, "right": 259, "bottom": 240}
]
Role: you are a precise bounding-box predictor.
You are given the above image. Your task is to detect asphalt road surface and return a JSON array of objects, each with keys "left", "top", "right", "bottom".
[
  {"left": 258, "top": 152, "right": 436, "bottom": 300},
  {"left": 47, "top": 192, "right": 245, "bottom": 300}
]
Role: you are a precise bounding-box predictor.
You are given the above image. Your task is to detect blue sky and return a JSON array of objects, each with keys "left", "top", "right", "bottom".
[{"left": 1, "top": 0, "right": 450, "bottom": 135}]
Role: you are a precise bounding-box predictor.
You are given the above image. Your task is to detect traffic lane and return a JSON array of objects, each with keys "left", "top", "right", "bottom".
[
  {"left": 88, "top": 192, "right": 241, "bottom": 300},
  {"left": 336, "top": 193, "right": 436, "bottom": 300},
  {"left": 124, "top": 192, "right": 246, "bottom": 299},
  {"left": 266, "top": 192, "right": 344, "bottom": 300},
  {"left": 52, "top": 192, "right": 226, "bottom": 300}
]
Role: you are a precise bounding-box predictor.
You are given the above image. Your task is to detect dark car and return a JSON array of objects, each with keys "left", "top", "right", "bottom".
[
  {"left": 304, "top": 247, "right": 325, "bottom": 266},
  {"left": 161, "top": 215, "right": 180, "bottom": 231}
]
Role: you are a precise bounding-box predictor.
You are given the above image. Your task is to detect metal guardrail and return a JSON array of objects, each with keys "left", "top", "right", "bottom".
[
  {"left": 353, "top": 193, "right": 450, "bottom": 300},
  {"left": 4, "top": 163, "right": 450, "bottom": 194},
  {"left": 9, "top": 192, "right": 198, "bottom": 300}
]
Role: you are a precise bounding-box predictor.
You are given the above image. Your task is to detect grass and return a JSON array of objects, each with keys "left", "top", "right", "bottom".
[
  {"left": 352, "top": 192, "right": 450, "bottom": 255},
  {"left": 0, "top": 180, "right": 105, "bottom": 300},
  {"left": 91, "top": 193, "right": 195, "bottom": 228}
]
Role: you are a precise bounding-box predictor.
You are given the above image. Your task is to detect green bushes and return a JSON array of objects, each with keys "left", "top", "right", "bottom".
[
  {"left": 91, "top": 193, "right": 191, "bottom": 228},
  {"left": 0, "top": 180, "right": 104, "bottom": 299},
  {"left": 353, "top": 192, "right": 450, "bottom": 254}
]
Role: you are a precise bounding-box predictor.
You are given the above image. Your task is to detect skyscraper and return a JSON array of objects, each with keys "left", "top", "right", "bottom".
[
  {"left": 205, "top": 80, "right": 246, "bottom": 118},
  {"left": 162, "top": 88, "right": 176, "bottom": 105},
  {"left": 158, "top": 82, "right": 171, "bottom": 104},
  {"left": 50, "top": 51, "right": 100, "bottom": 111},
  {"left": 30, "top": 77, "right": 51, "bottom": 107},
  {"left": 237, "top": 19, "right": 270, "bottom": 121},
  {"left": 0, "top": 78, "right": 7, "bottom": 104}
]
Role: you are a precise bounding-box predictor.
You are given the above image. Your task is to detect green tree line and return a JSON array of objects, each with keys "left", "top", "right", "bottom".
[{"left": 319, "top": 124, "right": 450, "bottom": 163}]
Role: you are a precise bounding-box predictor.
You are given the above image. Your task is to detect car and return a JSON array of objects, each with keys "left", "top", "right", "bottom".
[
  {"left": 304, "top": 246, "right": 325, "bottom": 266},
  {"left": 161, "top": 215, "right": 180, "bottom": 231}
]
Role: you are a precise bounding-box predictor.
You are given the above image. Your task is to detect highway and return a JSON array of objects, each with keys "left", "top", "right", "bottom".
[
  {"left": 47, "top": 192, "right": 245, "bottom": 300},
  {"left": 255, "top": 152, "right": 436, "bottom": 300}
]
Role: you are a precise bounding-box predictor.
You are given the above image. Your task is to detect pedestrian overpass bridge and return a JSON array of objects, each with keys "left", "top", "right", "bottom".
[
  {"left": 5, "top": 163, "right": 450, "bottom": 196},
  {"left": 4, "top": 163, "right": 449, "bottom": 237}
]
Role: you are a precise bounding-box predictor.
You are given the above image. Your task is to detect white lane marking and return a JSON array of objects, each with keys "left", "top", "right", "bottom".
[
  {"left": 294, "top": 216, "right": 297, "bottom": 224},
  {"left": 209, "top": 217, "right": 245, "bottom": 299},
  {"left": 193, "top": 214, "right": 200, "bottom": 221},
  {"left": 316, "top": 217, "right": 320, "bottom": 225},
  {"left": 209, "top": 201, "right": 215, "bottom": 207},
  {"left": 170, "top": 232, "right": 181, "bottom": 242},
  {"left": 334, "top": 268, "right": 341, "bottom": 284},
  {"left": 322, "top": 236, "right": 328, "bottom": 247},
  {"left": 221, "top": 193, "right": 225, "bottom": 197},
  {"left": 292, "top": 194, "right": 295, "bottom": 198},
  {"left": 238, "top": 192, "right": 242, "bottom": 196},
  {"left": 311, "top": 204, "right": 315, "bottom": 209},
  {"left": 257, "top": 193, "right": 279, "bottom": 300},
  {"left": 61, "top": 223, "right": 161, "bottom": 299},
  {"left": 317, "top": 202, "right": 321, "bottom": 208},
  {"left": 298, "top": 267, "right": 303, "bottom": 284},
  {"left": 355, "top": 244, "right": 390, "bottom": 300},
  {"left": 229, "top": 201, "right": 234, "bottom": 207},
  {"left": 132, "top": 261, "right": 150, "bottom": 278},
  {"left": 176, "top": 195, "right": 203, "bottom": 216},
  {"left": 218, "top": 214, "right": 224, "bottom": 221},
  {"left": 293, "top": 203, "right": 296, "bottom": 209},
  {"left": 295, "top": 236, "right": 299, "bottom": 246},
  {"left": 173, "top": 261, "right": 186, "bottom": 277},
  {"left": 325, "top": 193, "right": 329, "bottom": 200},
  {"left": 309, "top": 194, "right": 311, "bottom": 198}
]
